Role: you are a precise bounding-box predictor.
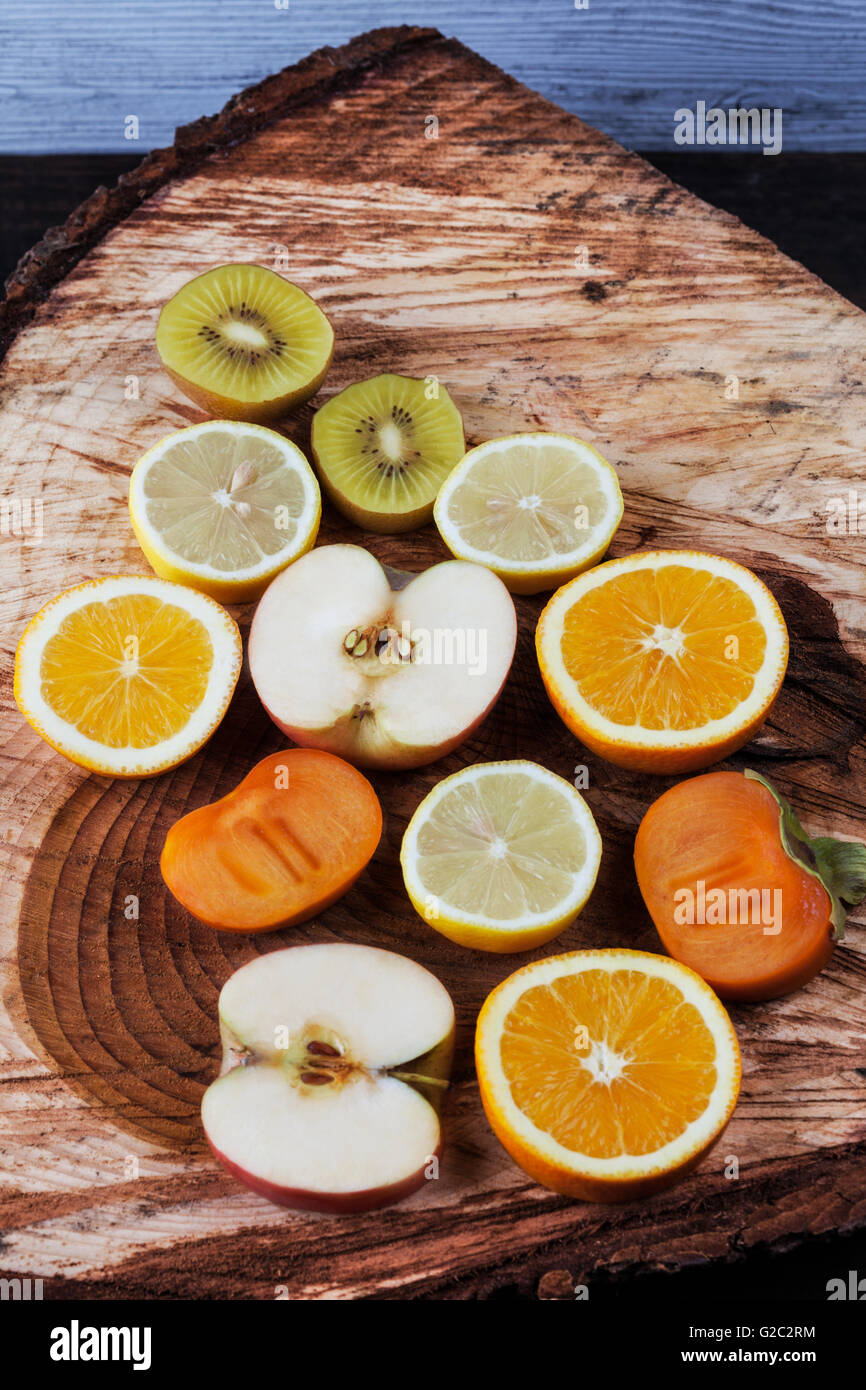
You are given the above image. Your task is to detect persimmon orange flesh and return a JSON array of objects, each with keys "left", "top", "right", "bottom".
[
  {"left": 634, "top": 770, "right": 866, "bottom": 1002},
  {"left": 161, "top": 749, "right": 382, "bottom": 932}
]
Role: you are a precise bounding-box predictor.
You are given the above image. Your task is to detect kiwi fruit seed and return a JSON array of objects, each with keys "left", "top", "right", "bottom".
[
  {"left": 156, "top": 264, "right": 334, "bottom": 421},
  {"left": 310, "top": 374, "right": 465, "bottom": 532}
]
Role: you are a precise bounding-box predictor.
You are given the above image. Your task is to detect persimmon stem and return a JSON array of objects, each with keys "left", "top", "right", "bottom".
[{"left": 745, "top": 769, "right": 866, "bottom": 940}]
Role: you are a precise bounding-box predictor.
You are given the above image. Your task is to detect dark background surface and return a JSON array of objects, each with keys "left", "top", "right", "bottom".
[{"left": 2, "top": 148, "right": 864, "bottom": 1303}]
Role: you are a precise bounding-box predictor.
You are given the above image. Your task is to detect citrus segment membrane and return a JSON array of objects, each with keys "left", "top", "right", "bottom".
[
  {"left": 14, "top": 576, "right": 242, "bottom": 776},
  {"left": 562, "top": 564, "right": 767, "bottom": 730},
  {"left": 475, "top": 949, "right": 741, "bottom": 1198},
  {"left": 129, "top": 420, "right": 320, "bottom": 598},
  {"left": 500, "top": 968, "right": 718, "bottom": 1158},
  {"left": 444, "top": 441, "right": 606, "bottom": 557},
  {"left": 536, "top": 550, "right": 789, "bottom": 769},
  {"left": 39, "top": 593, "right": 212, "bottom": 748},
  {"left": 434, "top": 433, "right": 623, "bottom": 593},
  {"left": 412, "top": 768, "right": 590, "bottom": 919},
  {"left": 401, "top": 760, "right": 602, "bottom": 952},
  {"left": 140, "top": 429, "right": 307, "bottom": 566}
]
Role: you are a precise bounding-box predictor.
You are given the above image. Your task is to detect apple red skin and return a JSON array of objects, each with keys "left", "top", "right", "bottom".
[{"left": 207, "top": 1138, "right": 440, "bottom": 1214}]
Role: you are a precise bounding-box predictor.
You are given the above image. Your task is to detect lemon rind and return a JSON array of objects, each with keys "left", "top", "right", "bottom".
[
  {"left": 129, "top": 420, "right": 321, "bottom": 585},
  {"left": 434, "top": 432, "right": 623, "bottom": 575},
  {"left": 401, "top": 759, "right": 602, "bottom": 933}
]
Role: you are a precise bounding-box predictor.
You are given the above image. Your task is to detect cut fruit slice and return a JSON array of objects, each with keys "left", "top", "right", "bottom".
[
  {"left": 249, "top": 545, "right": 517, "bottom": 770},
  {"left": 434, "top": 433, "right": 623, "bottom": 594},
  {"left": 475, "top": 948, "right": 740, "bottom": 1201},
  {"left": 161, "top": 749, "right": 382, "bottom": 932},
  {"left": 14, "top": 576, "right": 242, "bottom": 777},
  {"left": 129, "top": 420, "right": 321, "bottom": 603},
  {"left": 401, "top": 760, "right": 602, "bottom": 952},
  {"left": 202, "top": 944, "right": 455, "bottom": 1212},
  {"left": 310, "top": 374, "right": 465, "bottom": 532},
  {"left": 156, "top": 263, "right": 334, "bottom": 421},
  {"left": 536, "top": 550, "right": 788, "bottom": 773}
]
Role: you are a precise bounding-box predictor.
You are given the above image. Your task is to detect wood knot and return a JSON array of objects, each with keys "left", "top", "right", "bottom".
[{"left": 581, "top": 280, "right": 607, "bottom": 302}]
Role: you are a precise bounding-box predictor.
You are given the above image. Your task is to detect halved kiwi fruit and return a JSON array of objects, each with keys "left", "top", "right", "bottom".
[
  {"left": 156, "top": 264, "right": 334, "bottom": 421},
  {"left": 310, "top": 374, "right": 465, "bottom": 532}
]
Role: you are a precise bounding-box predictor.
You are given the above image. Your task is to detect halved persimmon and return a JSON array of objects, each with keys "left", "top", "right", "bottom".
[
  {"left": 161, "top": 749, "right": 382, "bottom": 932},
  {"left": 634, "top": 770, "right": 866, "bottom": 1001}
]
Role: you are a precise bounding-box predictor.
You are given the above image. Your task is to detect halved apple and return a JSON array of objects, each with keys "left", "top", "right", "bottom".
[
  {"left": 249, "top": 544, "right": 517, "bottom": 769},
  {"left": 202, "top": 944, "right": 455, "bottom": 1213}
]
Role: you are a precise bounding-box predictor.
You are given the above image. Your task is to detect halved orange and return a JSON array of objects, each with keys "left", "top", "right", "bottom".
[
  {"left": 475, "top": 949, "right": 740, "bottom": 1202},
  {"left": 536, "top": 550, "right": 788, "bottom": 773},
  {"left": 14, "top": 576, "right": 242, "bottom": 777}
]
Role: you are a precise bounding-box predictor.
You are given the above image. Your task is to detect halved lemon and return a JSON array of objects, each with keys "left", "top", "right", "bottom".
[
  {"left": 129, "top": 420, "right": 321, "bottom": 603},
  {"left": 433, "top": 433, "right": 623, "bottom": 594},
  {"left": 476, "top": 948, "right": 741, "bottom": 1202},
  {"left": 536, "top": 550, "right": 788, "bottom": 773},
  {"left": 400, "top": 760, "right": 602, "bottom": 953},
  {"left": 14, "top": 576, "right": 242, "bottom": 777}
]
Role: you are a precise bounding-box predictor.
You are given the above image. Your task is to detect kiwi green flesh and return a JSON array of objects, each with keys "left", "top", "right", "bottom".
[
  {"left": 311, "top": 374, "right": 465, "bottom": 529},
  {"left": 156, "top": 263, "right": 333, "bottom": 413}
]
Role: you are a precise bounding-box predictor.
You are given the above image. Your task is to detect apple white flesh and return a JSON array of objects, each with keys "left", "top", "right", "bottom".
[
  {"left": 202, "top": 944, "right": 455, "bottom": 1214},
  {"left": 249, "top": 544, "right": 517, "bottom": 769}
]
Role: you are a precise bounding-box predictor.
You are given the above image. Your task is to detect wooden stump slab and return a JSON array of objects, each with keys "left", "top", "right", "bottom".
[{"left": 0, "top": 26, "right": 864, "bottom": 1299}]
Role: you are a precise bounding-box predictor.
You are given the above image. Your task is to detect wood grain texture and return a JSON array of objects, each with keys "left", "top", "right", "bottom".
[
  {"left": 0, "top": 26, "right": 865, "bottom": 1300},
  {"left": 5, "top": 152, "right": 866, "bottom": 313},
  {"left": 1, "top": 0, "right": 865, "bottom": 153}
]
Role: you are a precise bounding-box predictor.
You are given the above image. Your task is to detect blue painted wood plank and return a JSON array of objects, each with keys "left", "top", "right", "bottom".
[{"left": 0, "top": 0, "right": 864, "bottom": 153}]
